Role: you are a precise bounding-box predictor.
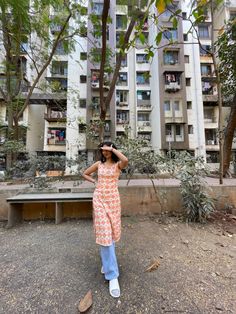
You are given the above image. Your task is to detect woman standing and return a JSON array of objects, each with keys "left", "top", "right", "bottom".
[{"left": 82, "top": 142, "right": 128, "bottom": 298}]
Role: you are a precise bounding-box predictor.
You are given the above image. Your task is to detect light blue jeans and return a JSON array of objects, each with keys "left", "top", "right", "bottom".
[{"left": 100, "top": 242, "right": 119, "bottom": 280}]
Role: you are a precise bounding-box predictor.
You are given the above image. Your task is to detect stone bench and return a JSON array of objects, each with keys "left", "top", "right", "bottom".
[{"left": 6, "top": 192, "right": 93, "bottom": 228}]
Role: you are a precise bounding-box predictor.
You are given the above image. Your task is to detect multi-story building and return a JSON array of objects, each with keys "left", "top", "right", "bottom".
[{"left": 0, "top": 0, "right": 235, "bottom": 173}]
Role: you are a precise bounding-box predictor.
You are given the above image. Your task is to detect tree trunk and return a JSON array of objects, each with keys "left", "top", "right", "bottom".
[
  {"left": 210, "top": 0, "right": 224, "bottom": 184},
  {"left": 223, "top": 94, "right": 236, "bottom": 176}
]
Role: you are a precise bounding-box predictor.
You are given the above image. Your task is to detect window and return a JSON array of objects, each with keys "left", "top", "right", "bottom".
[
  {"left": 79, "top": 99, "right": 86, "bottom": 108},
  {"left": 163, "top": 50, "right": 179, "bottom": 65},
  {"left": 116, "top": 111, "right": 129, "bottom": 123},
  {"left": 80, "top": 75, "right": 87, "bottom": 83},
  {"left": 55, "top": 41, "right": 66, "bottom": 55},
  {"left": 51, "top": 61, "right": 68, "bottom": 76},
  {"left": 198, "top": 25, "right": 209, "bottom": 38},
  {"left": 199, "top": 45, "right": 211, "bottom": 56},
  {"left": 202, "top": 81, "right": 214, "bottom": 95},
  {"left": 80, "top": 52, "right": 87, "bottom": 60},
  {"left": 47, "top": 128, "right": 66, "bottom": 145},
  {"left": 118, "top": 54, "right": 127, "bottom": 67},
  {"left": 205, "top": 129, "right": 217, "bottom": 145},
  {"left": 182, "top": 12, "right": 187, "bottom": 20},
  {"left": 116, "top": 32, "right": 125, "bottom": 48},
  {"left": 162, "top": 4, "right": 178, "bottom": 19},
  {"left": 93, "top": 3, "right": 103, "bottom": 15},
  {"left": 137, "top": 90, "right": 151, "bottom": 100},
  {"left": 163, "top": 29, "right": 178, "bottom": 41},
  {"left": 165, "top": 124, "right": 172, "bottom": 136},
  {"left": 116, "top": 15, "right": 127, "bottom": 30},
  {"left": 184, "top": 55, "right": 189, "bottom": 63},
  {"left": 183, "top": 34, "right": 188, "bottom": 41},
  {"left": 175, "top": 125, "right": 181, "bottom": 136},
  {"left": 50, "top": 79, "right": 67, "bottom": 92},
  {"left": 136, "top": 54, "right": 149, "bottom": 64},
  {"left": 201, "top": 64, "right": 212, "bottom": 76},
  {"left": 137, "top": 133, "right": 151, "bottom": 141},
  {"left": 135, "top": 32, "right": 148, "bottom": 47},
  {"left": 138, "top": 113, "right": 150, "bottom": 121},
  {"left": 174, "top": 101, "right": 179, "bottom": 111},
  {"left": 186, "top": 78, "right": 191, "bottom": 86},
  {"left": 117, "top": 72, "right": 128, "bottom": 86},
  {"left": 164, "top": 101, "right": 171, "bottom": 111},
  {"left": 116, "top": 90, "right": 128, "bottom": 103},
  {"left": 204, "top": 108, "right": 216, "bottom": 122},
  {"left": 188, "top": 125, "right": 193, "bottom": 134},
  {"left": 47, "top": 107, "right": 66, "bottom": 119},
  {"left": 187, "top": 101, "right": 192, "bottom": 109},
  {"left": 165, "top": 73, "right": 181, "bottom": 84},
  {"left": 136, "top": 72, "right": 150, "bottom": 85}
]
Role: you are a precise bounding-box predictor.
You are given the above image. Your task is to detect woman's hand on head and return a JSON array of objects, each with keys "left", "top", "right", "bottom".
[{"left": 101, "top": 146, "right": 113, "bottom": 151}]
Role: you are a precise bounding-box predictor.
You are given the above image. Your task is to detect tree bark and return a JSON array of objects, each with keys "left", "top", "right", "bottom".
[
  {"left": 210, "top": 0, "right": 224, "bottom": 184},
  {"left": 99, "top": 0, "right": 110, "bottom": 141},
  {"left": 223, "top": 94, "right": 236, "bottom": 176}
]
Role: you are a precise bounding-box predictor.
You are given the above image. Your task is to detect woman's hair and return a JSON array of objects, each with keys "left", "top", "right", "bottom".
[{"left": 98, "top": 141, "right": 119, "bottom": 163}]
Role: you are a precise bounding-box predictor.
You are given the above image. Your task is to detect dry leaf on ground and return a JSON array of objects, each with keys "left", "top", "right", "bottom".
[
  {"left": 146, "top": 259, "right": 160, "bottom": 272},
  {"left": 78, "top": 290, "right": 93, "bottom": 313}
]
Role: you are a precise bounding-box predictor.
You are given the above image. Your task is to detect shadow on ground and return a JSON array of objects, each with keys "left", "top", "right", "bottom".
[{"left": 0, "top": 213, "right": 235, "bottom": 314}]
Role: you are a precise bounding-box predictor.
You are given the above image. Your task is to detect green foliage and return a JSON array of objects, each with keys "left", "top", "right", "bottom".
[
  {"left": 2, "top": 140, "right": 25, "bottom": 153},
  {"left": 116, "top": 129, "right": 215, "bottom": 222},
  {"left": 216, "top": 20, "right": 236, "bottom": 101},
  {"left": 165, "top": 151, "right": 215, "bottom": 222}
]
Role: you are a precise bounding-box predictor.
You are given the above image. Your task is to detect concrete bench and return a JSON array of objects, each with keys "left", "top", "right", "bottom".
[{"left": 6, "top": 192, "right": 93, "bottom": 228}]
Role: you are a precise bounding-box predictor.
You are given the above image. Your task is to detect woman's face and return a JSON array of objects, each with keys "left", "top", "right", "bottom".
[{"left": 101, "top": 145, "right": 112, "bottom": 159}]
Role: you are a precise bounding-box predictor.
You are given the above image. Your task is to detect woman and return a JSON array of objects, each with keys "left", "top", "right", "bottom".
[{"left": 82, "top": 142, "right": 128, "bottom": 298}]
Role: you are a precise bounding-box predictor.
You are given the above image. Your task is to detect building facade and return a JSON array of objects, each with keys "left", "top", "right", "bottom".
[{"left": 0, "top": 0, "right": 236, "bottom": 173}]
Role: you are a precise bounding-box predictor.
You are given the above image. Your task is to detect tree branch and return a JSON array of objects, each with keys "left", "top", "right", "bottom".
[{"left": 16, "top": 11, "right": 73, "bottom": 119}]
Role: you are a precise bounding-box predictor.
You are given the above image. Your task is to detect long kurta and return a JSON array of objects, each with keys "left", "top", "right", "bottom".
[{"left": 93, "top": 162, "right": 121, "bottom": 246}]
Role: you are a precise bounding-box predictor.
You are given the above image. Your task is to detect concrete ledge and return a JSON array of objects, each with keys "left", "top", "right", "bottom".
[{"left": 0, "top": 182, "right": 236, "bottom": 221}]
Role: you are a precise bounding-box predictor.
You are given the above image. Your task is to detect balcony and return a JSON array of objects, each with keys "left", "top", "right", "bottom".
[
  {"left": 165, "top": 82, "right": 181, "bottom": 92},
  {"left": 205, "top": 139, "right": 219, "bottom": 148},
  {"left": 91, "top": 71, "right": 109, "bottom": 90},
  {"left": 165, "top": 116, "right": 184, "bottom": 123},
  {"left": 116, "top": 118, "right": 129, "bottom": 124},
  {"left": 137, "top": 103, "right": 151, "bottom": 111},
  {"left": 44, "top": 111, "right": 66, "bottom": 122},
  {"left": 204, "top": 117, "right": 217, "bottom": 125},
  {"left": 137, "top": 121, "right": 151, "bottom": 130},
  {"left": 116, "top": 101, "right": 129, "bottom": 109}
]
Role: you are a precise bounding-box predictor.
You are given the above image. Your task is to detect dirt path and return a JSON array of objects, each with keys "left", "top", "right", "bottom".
[{"left": 0, "top": 213, "right": 235, "bottom": 314}]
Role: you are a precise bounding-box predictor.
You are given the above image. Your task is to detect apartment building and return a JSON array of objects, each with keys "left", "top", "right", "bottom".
[{"left": 0, "top": 0, "right": 235, "bottom": 173}]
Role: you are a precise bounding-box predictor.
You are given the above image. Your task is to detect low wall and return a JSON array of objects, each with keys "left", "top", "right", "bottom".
[{"left": 0, "top": 183, "right": 236, "bottom": 221}]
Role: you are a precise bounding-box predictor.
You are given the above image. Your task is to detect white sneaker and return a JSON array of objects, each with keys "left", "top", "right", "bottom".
[{"left": 109, "top": 278, "right": 120, "bottom": 298}]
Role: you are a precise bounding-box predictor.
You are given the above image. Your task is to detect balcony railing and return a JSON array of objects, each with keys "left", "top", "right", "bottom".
[
  {"left": 165, "top": 82, "right": 181, "bottom": 92},
  {"left": 44, "top": 112, "right": 66, "bottom": 122}
]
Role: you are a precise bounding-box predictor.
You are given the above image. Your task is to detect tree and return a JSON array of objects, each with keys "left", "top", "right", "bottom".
[
  {"left": 216, "top": 20, "right": 236, "bottom": 176},
  {"left": 89, "top": 0, "right": 153, "bottom": 142},
  {"left": 0, "top": 0, "right": 85, "bottom": 168}
]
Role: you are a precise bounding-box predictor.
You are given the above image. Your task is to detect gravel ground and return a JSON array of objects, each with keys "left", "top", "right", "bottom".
[{"left": 0, "top": 214, "right": 235, "bottom": 314}]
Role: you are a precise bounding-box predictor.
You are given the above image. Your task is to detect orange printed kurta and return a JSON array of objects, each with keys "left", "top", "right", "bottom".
[{"left": 93, "top": 162, "right": 121, "bottom": 246}]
